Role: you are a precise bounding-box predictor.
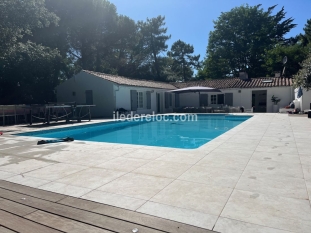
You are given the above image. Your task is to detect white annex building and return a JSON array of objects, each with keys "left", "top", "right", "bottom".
[{"left": 56, "top": 70, "right": 310, "bottom": 118}]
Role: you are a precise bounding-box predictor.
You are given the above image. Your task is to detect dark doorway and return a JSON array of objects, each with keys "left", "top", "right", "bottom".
[
  {"left": 252, "top": 90, "right": 267, "bottom": 112},
  {"left": 225, "top": 93, "right": 233, "bottom": 106}
]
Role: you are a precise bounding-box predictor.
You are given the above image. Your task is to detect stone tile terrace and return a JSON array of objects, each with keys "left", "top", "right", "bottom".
[{"left": 0, "top": 114, "right": 311, "bottom": 232}]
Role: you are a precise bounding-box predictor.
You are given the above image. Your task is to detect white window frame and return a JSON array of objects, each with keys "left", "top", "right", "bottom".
[{"left": 211, "top": 95, "right": 217, "bottom": 104}]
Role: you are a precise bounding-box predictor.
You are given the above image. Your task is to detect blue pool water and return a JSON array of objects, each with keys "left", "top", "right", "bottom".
[{"left": 19, "top": 114, "right": 251, "bottom": 149}]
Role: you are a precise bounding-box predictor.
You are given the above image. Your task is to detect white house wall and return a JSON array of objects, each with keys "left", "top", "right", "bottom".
[
  {"left": 302, "top": 90, "right": 311, "bottom": 110},
  {"left": 224, "top": 86, "right": 293, "bottom": 112},
  {"left": 295, "top": 88, "right": 311, "bottom": 111},
  {"left": 114, "top": 85, "right": 173, "bottom": 115},
  {"left": 56, "top": 72, "right": 115, "bottom": 118},
  {"left": 177, "top": 86, "right": 293, "bottom": 112}
]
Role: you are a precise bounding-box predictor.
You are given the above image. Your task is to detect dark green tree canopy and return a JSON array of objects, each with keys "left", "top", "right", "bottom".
[
  {"left": 303, "top": 19, "right": 311, "bottom": 44},
  {"left": 137, "top": 16, "right": 171, "bottom": 81},
  {"left": 45, "top": 0, "right": 118, "bottom": 71},
  {"left": 0, "top": 42, "right": 64, "bottom": 104},
  {"left": 201, "top": 4, "right": 296, "bottom": 79},
  {"left": 168, "top": 40, "right": 201, "bottom": 81},
  {"left": 0, "top": 0, "right": 58, "bottom": 56},
  {"left": 3, "top": 0, "right": 307, "bottom": 105},
  {"left": 0, "top": 0, "right": 64, "bottom": 104},
  {"left": 263, "top": 43, "right": 308, "bottom": 77}
]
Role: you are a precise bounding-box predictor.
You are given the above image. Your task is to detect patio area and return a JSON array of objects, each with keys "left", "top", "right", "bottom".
[
  {"left": 0, "top": 180, "right": 212, "bottom": 233},
  {"left": 1, "top": 113, "right": 311, "bottom": 232}
]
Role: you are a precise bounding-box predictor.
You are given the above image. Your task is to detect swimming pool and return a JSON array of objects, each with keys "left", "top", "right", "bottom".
[{"left": 19, "top": 114, "right": 252, "bottom": 149}]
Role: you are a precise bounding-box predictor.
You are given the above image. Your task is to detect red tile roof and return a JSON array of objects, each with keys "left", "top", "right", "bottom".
[
  {"left": 83, "top": 70, "right": 176, "bottom": 90},
  {"left": 84, "top": 70, "right": 293, "bottom": 90},
  {"left": 172, "top": 77, "right": 293, "bottom": 89}
]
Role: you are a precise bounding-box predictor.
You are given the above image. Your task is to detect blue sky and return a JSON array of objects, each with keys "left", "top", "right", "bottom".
[{"left": 110, "top": 0, "right": 311, "bottom": 60}]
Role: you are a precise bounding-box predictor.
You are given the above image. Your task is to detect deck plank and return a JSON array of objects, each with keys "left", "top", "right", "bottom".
[
  {"left": 59, "top": 197, "right": 213, "bottom": 233},
  {"left": 0, "top": 180, "right": 65, "bottom": 202},
  {"left": 0, "top": 181, "right": 216, "bottom": 233},
  {"left": 0, "top": 197, "right": 36, "bottom": 216},
  {"left": 0, "top": 210, "right": 63, "bottom": 233},
  {"left": 0, "top": 227, "right": 16, "bottom": 233},
  {"left": 25, "top": 210, "right": 112, "bottom": 233},
  {"left": 0, "top": 188, "right": 162, "bottom": 233}
]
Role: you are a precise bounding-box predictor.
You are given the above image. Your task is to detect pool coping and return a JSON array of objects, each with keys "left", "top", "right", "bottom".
[
  {"left": 1, "top": 113, "right": 310, "bottom": 232},
  {"left": 13, "top": 113, "right": 253, "bottom": 150}
]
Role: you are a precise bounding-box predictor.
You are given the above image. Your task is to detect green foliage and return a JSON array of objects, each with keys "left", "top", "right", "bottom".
[
  {"left": 0, "top": 0, "right": 66, "bottom": 104},
  {"left": 198, "top": 55, "right": 231, "bottom": 79},
  {"left": 43, "top": 2, "right": 171, "bottom": 81},
  {"left": 303, "top": 19, "right": 311, "bottom": 44},
  {"left": 263, "top": 44, "right": 308, "bottom": 77},
  {"left": 45, "top": 0, "right": 118, "bottom": 71},
  {"left": 0, "top": 42, "right": 64, "bottom": 104},
  {"left": 112, "top": 15, "right": 140, "bottom": 76},
  {"left": 293, "top": 51, "right": 311, "bottom": 90},
  {"left": 271, "top": 95, "right": 281, "bottom": 105},
  {"left": 167, "top": 40, "right": 201, "bottom": 81},
  {"left": 0, "top": 0, "right": 58, "bottom": 56},
  {"left": 201, "top": 4, "right": 296, "bottom": 79},
  {"left": 137, "top": 16, "right": 171, "bottom": 81}
]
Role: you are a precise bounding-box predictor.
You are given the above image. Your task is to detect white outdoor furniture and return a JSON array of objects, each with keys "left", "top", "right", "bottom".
[{"left": 245, "top": 107, "right": 253, "bottom": 113}]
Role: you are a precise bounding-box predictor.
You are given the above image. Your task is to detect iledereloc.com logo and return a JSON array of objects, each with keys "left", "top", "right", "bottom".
[{"left": 113, "top": 111, "right": 198, "bottom": 122}]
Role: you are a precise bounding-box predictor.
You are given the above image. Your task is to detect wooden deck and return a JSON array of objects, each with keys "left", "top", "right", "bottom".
[{"left": 0, "top": 180, "right": 216, "bottom": 233}]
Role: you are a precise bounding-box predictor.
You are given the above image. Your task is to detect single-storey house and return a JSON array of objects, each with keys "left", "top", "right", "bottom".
[
  {"left": 173, "top": 76, "right": 294, "bottom": 113},
  {"left": 56, "top": 70, "right": 310, "bottom": 117},
  {"left": 56, "top": 70, "right": 177, "bottom": 118}
]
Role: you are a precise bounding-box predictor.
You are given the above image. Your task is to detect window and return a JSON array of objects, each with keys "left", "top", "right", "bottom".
[
  {"left": 137, "top": 92, "right": 143, "bottom": 108},
  {"left": 85, "top": 90, "right": 93, "bottom": 105},
  {"left": 211, "top": 95, "right": 216, "bottom": 104}
]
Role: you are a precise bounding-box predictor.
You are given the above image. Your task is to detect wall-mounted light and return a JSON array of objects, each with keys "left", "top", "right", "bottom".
[{"left": 238, "top": 90, "right": 241, "bottom": 93}]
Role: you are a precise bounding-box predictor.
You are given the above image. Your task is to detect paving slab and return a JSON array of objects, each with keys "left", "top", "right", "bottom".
[{"left": 1, "top": 113, "right": 311, "bottom": 232}]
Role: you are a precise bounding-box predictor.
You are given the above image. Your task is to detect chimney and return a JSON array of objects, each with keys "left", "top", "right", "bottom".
[
  {"left": 275, "top": 72, "right": 280, "bottom": 78},
  {"left": 239, "top": 72, "right": 248, "bottom": 80}
]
